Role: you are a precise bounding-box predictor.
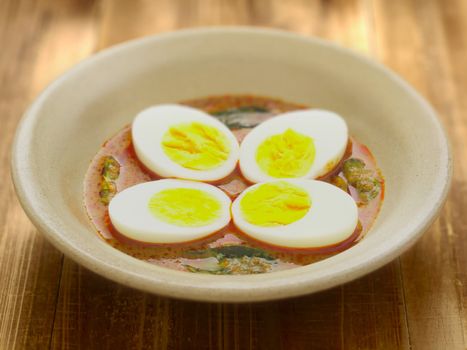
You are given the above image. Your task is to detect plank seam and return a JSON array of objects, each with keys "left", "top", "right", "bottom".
[
  {"left": 398, "top": 258, "right": 412, "bottom": 349},
  {"left": 47, "top": 254, "right": 64, "bottom": 350}
]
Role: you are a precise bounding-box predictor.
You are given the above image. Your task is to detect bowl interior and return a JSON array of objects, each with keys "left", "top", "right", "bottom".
[{"left": 13, "top": 28, "right": 451, "bottom": 302}]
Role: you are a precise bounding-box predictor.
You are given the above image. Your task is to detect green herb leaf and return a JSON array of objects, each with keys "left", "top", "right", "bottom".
[
  {"left": 211, "top": 106, "right": 269, "bottom": 116},
  {"left": 342, "top": 158, "right": 381, "bottom": 203},
  {"left": 99, "top": 156, "right": 120, "bottom": 205},
  {"left": 211, "top": 245, "right": 274, "bottom": 260},
  {"left": 184, "top": 245, "right": 274, "bottom": 261},
  {"left": 330, "top": 175, "right": 348, "bottom": 192},
  {"left": 184, "top": 264, "right": 228, "bottom": 275},
  {"left": 211, "top": 106, "right": 271, "bottom": 129},
  {"left": 102, "top": 156, "right": 120, "bottom": 181}
]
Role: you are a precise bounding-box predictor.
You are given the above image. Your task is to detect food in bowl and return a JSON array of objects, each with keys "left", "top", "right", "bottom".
[
  {"left": 132, "top": 104, "right": 240, "bottom": 181},
  {"left": 84, "top": 95, "right": 384, "bottom": 275}
]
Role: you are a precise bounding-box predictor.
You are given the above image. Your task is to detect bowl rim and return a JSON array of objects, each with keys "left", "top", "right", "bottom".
[{"left": 11, "top": 26, "right": 453, "bottom": 302}]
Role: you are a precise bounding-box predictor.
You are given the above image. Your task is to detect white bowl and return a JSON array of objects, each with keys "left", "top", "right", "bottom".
[{"left": 11, "top": 27, "right": 452, "bottom": 302}]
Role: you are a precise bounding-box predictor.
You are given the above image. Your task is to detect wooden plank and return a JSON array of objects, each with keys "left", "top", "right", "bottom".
[
  {"left": 372, "top": 0, "right": 466, "bottom": 348},
  {"left": 342, "top": 262, "right": 410, "bottom": 349},
  {"left": 428, "top": 0, "right": 467, "bottom": 345},
  {"left": 266, "top": 0, "right": 374, "bottom": 54},
  {"left": 0, "top": 201, "right": 62, "bottom": 349},
  {"left": 0, "top": 0, "right": 99, "bottom": 348},
  {"left": 50, "top": 262, "right": 409, "bottom": 349},
  {"left": 97, "top": 0, "right": 179, "bottom": 48}
]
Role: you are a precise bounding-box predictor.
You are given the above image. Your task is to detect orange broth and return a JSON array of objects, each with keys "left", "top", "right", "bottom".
[{"left": 84, "top": 95, "right": 384, "bottom": 275}]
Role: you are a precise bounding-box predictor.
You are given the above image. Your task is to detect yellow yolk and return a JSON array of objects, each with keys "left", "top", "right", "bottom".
[
  {"left": 148, "top": 188, "right": 222, "bottom": 227},
  {"left": 240, "top": 181, "right": 311, "bottom": 226},
  {"left": 256, "top": 128, "right": 316, "bottom": 178},
  {"left": 162, "top": 122, "right": 230, "bottom": 170}
]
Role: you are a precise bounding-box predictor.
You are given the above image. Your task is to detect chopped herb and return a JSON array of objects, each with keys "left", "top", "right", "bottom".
[
  {"left": 184, "top": 265, "right": 226, "bottom": 275},
  {"left": 184, "top": 264, "right": 225, "bottom": 274},
  {"left": 99, "top": 156, "right": 120, "bottom": 205},
  {"left": 183, "top": 245, "right": 276, "bottom": 274},
  {"left": 99, "top": 180, "right": 117, "bottom": 205},
  {"left": 343, "top": 158, "right": 366, "bottom": 184},
  {"left": 219, "top": 256, "right": 272, "bottom": 274},
  {"left": 342, "top": 158, "right": 381, "bottom": 203},
  {"left": 356, "top": 179, "right": 381, "bottom": 202},
  {"left": 330, "top": 176, "right": 348, "bottom": 192},
  {"left": 184, "top": 256, "right": 273, "bottom": 275},
  {"left": 102, "top": 156, "right": 120, "bottom": 180}
]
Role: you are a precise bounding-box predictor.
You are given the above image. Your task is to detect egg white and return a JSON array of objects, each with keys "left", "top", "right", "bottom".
[
  {"left": 108, "top": 179, "right": 232, "bottom": 244},
  {"left": 132, "top": 104, "right": 240, "bottom": 181},
  {"left": 239, "top": 109, "right": 348, "bottom": 183},
  {"left": 231, "top": 179, "right": 359, "bottom": 248}
]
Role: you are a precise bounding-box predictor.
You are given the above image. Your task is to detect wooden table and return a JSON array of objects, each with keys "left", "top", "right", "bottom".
[{"left": 1, "top": 0, "right": 466, "bottom": 349}]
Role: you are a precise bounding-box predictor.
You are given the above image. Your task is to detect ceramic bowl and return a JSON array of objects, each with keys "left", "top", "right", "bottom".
[{"left": 11, "top": 27, "right": 451, "bottom": 302}]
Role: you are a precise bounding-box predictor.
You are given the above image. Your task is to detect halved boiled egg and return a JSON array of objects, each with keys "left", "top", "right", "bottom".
[
  {"left": 239, "top": 109, "right": 348, "bottom": 183},
  {"left": 132, "top": 104, "right": 240, "bottom": 181},
  {"left": 231, "top": 180, "right": 358, "bottom": 249},
  {"left": 108, "top": 179, "right": 232, "bottom": 244}
]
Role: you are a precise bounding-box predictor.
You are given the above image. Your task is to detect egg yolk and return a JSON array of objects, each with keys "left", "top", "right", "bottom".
[
  {"left": 148, "top": 188, "right": 222, "bottom": 227},
  {"left": 240, "top": 181, "right": 311, "bottom": 226},
  {"left": 256, "top": 128, "right": 315, "bottom": 178},
  {"left": 162, "top": 122, "right": 230, "bottom": 170}
]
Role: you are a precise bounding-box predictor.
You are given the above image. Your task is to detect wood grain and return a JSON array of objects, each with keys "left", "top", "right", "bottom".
[
  {"left": 0, "top": 0, "right": 99, "bottom": 349},
  {"left": 373, "top": 0, "right": 466, "bottom": 348},
  {"left": 0, "top": 0, "right": 465, "bottom": 349}
]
